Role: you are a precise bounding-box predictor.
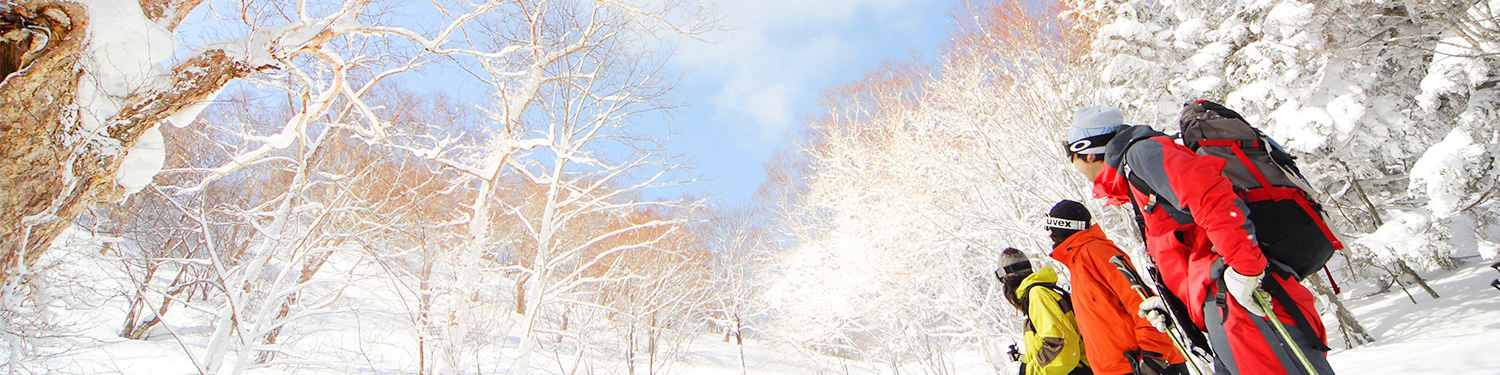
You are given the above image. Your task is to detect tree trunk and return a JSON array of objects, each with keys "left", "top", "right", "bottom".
[
  {"left": 418, "top": 244, "right": 434, "bottom": 375},
  {"left": 121, "top": 266, "right": 190, "bottom": 340},
  {"left": 1343, "top": 162, "right": 1441, "bottom": 300},
  {"left": 1, "top": 1, "right": 92, "bottom": 277},
  {"left": 1, "top": 0, "right": 255, "bottom": 284},
  {"left": 516, "top": 274, "right": 528, "bottom": 314},
  {"left": 648, "top": 312, "right": 658, "bottom": 375},
  {"left": 735, "top": 313, "right": 746, "bottom": 375},
  {"left": 1396, "top": 259, "right": 1440, "bottom": 299},
  {"left": 1306, "top": 275, "right": 1374, "bottom": 348},
  {"left": 1379, "top": 263, "right": 1420, "bottom": 304},
  {"left": 256, "top": 251, "right": 330, "bottom": 364}
]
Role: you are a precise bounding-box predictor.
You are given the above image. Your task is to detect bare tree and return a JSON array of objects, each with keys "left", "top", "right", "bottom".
[
  {"left": 701, "top": 207, "right": 775, "bottom": 375},
  {"left": 3, "top": 0, "right": 716, "bottom": 373},
  {"left": 763, "top": 2, "right": 1106, "bottom": 369}
]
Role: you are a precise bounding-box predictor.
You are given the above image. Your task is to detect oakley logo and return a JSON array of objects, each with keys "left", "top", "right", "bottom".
[{"left": 1069, "top": 140, "right": 1092, "bottom": 152}]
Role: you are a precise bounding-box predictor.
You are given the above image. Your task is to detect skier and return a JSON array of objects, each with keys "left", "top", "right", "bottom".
[
  {"left": 1062, "top": 105, "right": 1335, "bottom": 375},
  {"left": 1044, "top": 200, "right": 1190, "bottom": 375},
  {"left": 997, "top": 247, "right": 1093, "bottom": 375}
]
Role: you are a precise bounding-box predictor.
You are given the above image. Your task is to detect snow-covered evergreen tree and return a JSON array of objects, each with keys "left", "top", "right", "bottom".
[{"left": 1079, "top": 0, "right": 1500, "bottom": 278}]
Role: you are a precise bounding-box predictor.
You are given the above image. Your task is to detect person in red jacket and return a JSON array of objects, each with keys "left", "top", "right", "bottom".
[
  {"left": 1046, "top": 199, "right": 1189, "bottom": 375},
  {"left": 1062, "top": 105, "right": 1334, "bottom": 375}
]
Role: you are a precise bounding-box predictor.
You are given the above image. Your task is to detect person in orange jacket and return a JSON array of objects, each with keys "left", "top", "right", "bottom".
[{"left": 1046, "top": 200, "right": 1189, "bottom": 375}]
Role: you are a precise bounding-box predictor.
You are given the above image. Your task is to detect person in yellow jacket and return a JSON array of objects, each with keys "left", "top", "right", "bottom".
[{"left": 998, "top": 247, "right": 1093, "bottom": 375}]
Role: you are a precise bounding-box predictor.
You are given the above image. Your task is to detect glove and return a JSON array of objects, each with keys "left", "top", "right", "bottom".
[
  {"left": 1223, "top": 267, "right": 1266, "bottom": 316},
  {"left": 1137, "top": 296, "right": 1170, "bottom": 332}
]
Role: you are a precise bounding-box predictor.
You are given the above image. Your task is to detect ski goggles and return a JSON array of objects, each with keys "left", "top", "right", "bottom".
[
  {"left": 995, "top": 263, "right": 1032, "bottom": 280},
  {"left": 1044, "top": 216, "right": 1088, "bottom": 231}
]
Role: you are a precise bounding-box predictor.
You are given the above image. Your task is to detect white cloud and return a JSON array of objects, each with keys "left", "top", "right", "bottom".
[{"left": 676, "top": 0, "right": 927, "bottom": 147}]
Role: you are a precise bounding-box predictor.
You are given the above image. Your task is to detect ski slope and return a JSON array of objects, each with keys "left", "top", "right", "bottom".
[
  {"left": 17, "top": 229, "right": 1500, "bottom": 374},
  {"left": 670, "top": 260, "right": 1500, "bottom": 374}
]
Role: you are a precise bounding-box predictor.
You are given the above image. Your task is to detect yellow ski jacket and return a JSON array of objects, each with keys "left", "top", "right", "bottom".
[{"left": 1016, "top": 267, "right": 1089, "bottom": 375}]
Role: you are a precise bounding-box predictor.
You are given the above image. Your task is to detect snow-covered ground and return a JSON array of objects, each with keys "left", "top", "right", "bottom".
[
  {"left": 1324, "top": 261, "right": 1500, "bottom": 375},
  {"left": 14, "top": 229, "right": 1500, "bottom": 374},
  {"left": 675, "top": 260, "right": 1500, "bottom": 374}
]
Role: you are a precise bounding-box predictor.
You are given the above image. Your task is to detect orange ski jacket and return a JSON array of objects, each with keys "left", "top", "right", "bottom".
[{"left": 1051, "top": 225, "right": 1186, "bottom": 375}]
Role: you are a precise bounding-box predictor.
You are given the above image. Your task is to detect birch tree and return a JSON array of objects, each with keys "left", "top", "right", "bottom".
[
  {"left": 701, "top": 207, "right": 775, "bottom": 375},
  {"left": 3, "top": 0, "right": 713, "bottom": 373}
]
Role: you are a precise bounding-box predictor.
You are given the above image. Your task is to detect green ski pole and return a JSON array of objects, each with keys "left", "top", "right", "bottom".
[{"left": 1253, "top": 289, "right": 1319, "bottom": 375}]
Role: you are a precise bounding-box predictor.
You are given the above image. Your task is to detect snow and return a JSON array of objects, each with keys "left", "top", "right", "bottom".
[
  {"left": 166, "top": 87, "right": 222, "bottom": 128},
  {"left": 1102, "top": 54, "right": 1156, "bottom": 85},
  {"left": 1186, "top": 42, "right": 1233, "bottom": 73},
  {"left": 1325, "top": 92, "right": 1366, "bottom": 136},
  {"left": 113, "top": 125, "right": 166, "bottom": 195},
  {"left": 1410, "top": 129, "right": 1486, "bottom": 218},
  {"left": 1266, "top": 100, "right": 1333, "bottom": 152},
  {"left": 74, "top": 0, "right": 178, "bottom": 196},
  {"left": 1324, "top": 263, "right": 1500, "bottom": 375},
  {"left": 1357, "top": 210, "right": 1453, "bottom": 271},
  {"left": 1172, "top": 18, "right": 1209, "bottom": 48},
  {"left": 1187, "top": 76, "right": 1223, "bottom": 94},
  {"left": 1266, "top": 1, "right": 1321, "bottom": 49},
  {"left": 1100, "top": 17, "right": 1160, "bottom": 45},
  {"left": 21, "top": 226, "right": 1500, "bottom": 374},
  {"left": 1416, "top": 35, "right": 1482, "bottom": 111},
  {"left": 75, "top": 0, "right": 177, "bottom": 133},
  {"left": 19, "top": 1, "right": 1500, "bottom": 374}
]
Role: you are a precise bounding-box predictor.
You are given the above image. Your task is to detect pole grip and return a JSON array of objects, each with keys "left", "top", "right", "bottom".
[{"left": 1110, "top": 255, "right": 1154, "bottom": 297}]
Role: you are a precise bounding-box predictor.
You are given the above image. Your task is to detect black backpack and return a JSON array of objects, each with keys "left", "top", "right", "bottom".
[{"left": 1131, "top": 100, "right": 1342, "bottom": 280}]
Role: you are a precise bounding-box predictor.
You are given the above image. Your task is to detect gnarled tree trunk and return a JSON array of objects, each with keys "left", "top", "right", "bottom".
[{"left": 0, "top": 0, "right": 288, "bottom": 283}]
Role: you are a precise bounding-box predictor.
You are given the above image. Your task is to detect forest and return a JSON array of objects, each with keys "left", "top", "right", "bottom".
[{"left": 0, "top": 0, "right": 1496, "bottom": 374}]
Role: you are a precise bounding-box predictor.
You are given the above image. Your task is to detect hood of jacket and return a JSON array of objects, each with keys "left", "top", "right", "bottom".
[
  {"left": 1049, "top": 224, "right": 1111, "bottom": 264},
  {"left": 1014, "top": 266, "right": 1061, "bottom": 301}
]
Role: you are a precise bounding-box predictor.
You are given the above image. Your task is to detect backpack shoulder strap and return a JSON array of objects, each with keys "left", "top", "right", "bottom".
[
  {"left": 1117, "top": 135, "right": 1161, "bottom": 197},
  {"left": 1117, "top": 135, "right": 1159, "bottom": 243},
  {"left": 1020, "top": 282, "right": 1072, "bottom": 316},
  {"left": 1120, "top": 135, "right": 1199, "bottom": 226}
]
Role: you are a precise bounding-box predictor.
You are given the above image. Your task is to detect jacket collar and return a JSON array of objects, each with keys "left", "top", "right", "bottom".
[
  {"left": 1102, "top": 125, "right": 1165, "bottom": 170},
  {"left": 1050, "top": 224, "right": 1107, "bottom": 261},
  {"left": 1091, "top": 125, "right": 1165, "bottom": 206}
]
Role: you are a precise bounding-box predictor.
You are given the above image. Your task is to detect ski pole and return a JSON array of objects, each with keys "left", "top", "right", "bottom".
[
  {"left": 1109, "top": 255, "right": 1207, "bottom": 375},
  {"left": 1253, "top": 289, "right": 1319, "bottom": 375}
]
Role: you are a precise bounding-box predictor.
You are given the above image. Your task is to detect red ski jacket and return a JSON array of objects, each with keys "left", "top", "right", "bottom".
[{"left": 1090, "top": 125, "right": 1268, "bottom": 327}]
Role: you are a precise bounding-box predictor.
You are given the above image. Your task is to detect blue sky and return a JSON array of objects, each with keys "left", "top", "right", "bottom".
[
  {"left": 175, "top": 0, "right": 958, "bottom": 208},
  {"left": 656, "top": 0, "right": 959, "bottom": 207}
]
